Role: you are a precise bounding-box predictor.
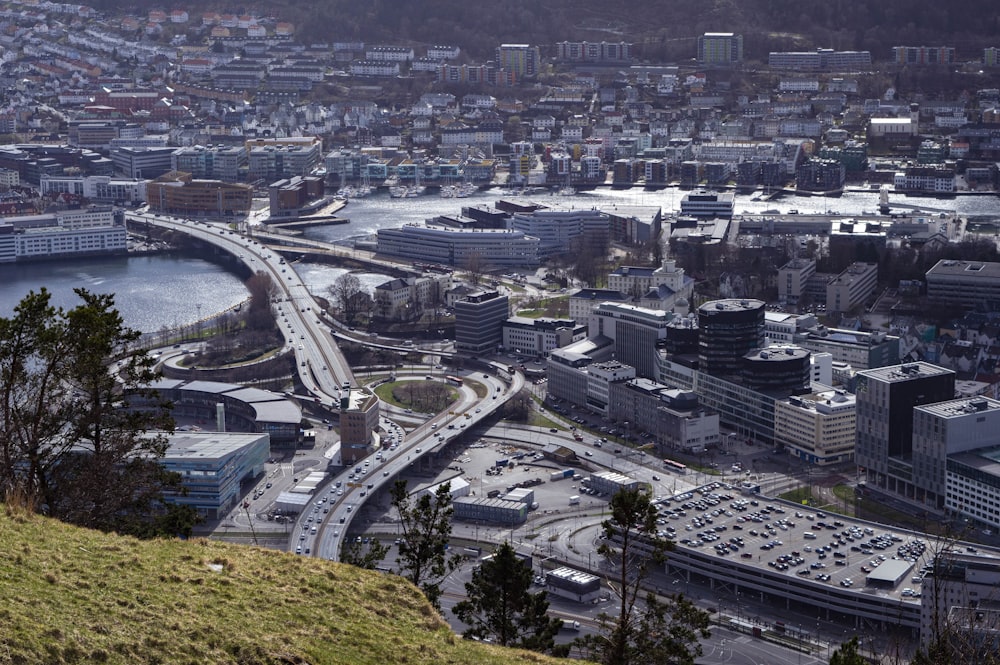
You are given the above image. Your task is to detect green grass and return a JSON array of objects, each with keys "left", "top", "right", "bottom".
[
  {"left": 373, "top": 379, "right": 458, "bottom": 410},
  {"left": 0, "top": 507, "right": 566, "bottom": 664}
]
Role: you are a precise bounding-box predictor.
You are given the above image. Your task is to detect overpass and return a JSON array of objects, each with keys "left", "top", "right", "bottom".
[{"left": 126, "top": 213, "right": 355, "bottom": 401}]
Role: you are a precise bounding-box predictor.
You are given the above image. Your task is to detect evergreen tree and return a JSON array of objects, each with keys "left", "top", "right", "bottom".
[
  {"left": 0, "top": 288, "right": 178, "bottom": 536},
  {"left": 390, "top": 479, "right": 460, "bottom": 610},
  {"left": 453, "top": 541, "right": 563, "bottom": 652},
  {"left": 577, "top": 487, "right": 711, "bottom": 665},
  {"left": 828, "top": 636, "right": 866, "bottom": 665}
]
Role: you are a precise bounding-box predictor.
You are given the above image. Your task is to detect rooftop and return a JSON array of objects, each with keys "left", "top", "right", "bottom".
[{"left": 857, "top": 361, "right": 953, "bottom": 384}]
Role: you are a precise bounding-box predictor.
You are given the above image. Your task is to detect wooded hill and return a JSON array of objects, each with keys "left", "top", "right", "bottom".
[{"left": 89, "top": 0, "right": 1000, "bottom": 62}]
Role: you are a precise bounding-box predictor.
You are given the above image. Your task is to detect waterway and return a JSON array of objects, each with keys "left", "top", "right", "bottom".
[{"left": 2, "top": 186, "right": 998, "bottom": 333}]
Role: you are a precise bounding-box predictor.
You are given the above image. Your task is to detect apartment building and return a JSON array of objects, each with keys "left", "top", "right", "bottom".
[{"left": 697, "top": 33, "right": 743, "bottom": 65}]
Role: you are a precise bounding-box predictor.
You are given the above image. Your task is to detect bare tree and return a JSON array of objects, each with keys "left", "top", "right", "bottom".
[{"left": 330, "top": 273, "right": 364, "bottom": 324}]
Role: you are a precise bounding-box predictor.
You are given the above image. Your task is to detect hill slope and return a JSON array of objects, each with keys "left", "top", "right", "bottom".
[
  {"left": 0, "top": 507, "right": 562, "bottom": 664},
  {"left": 90, "top": 0, "right": 1000, "bottom": 61}
]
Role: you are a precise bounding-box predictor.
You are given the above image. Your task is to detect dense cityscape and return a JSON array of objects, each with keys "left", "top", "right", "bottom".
[{"left": 6, "top": 1, "right": 1000, "bottom": 663}]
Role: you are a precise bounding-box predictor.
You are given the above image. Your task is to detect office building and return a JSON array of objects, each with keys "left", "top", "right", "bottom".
[
  {"left": 339, "top": 386, "right": 379, "bottom": 462},
  {"left": 545, "top": 338, "right": 614, "bottom": 408},
  {"left": 794, "top": 327, "right": 900, "bottom": 371},
  {"left": 111, "top": 146, "right": 177, "bottom": 179},
  {"left": 160, "top": 431, "right": 269, "bottom": 519},
  {"left": 375, "top": 224, "right": 540, "bottom": 269},
  {"left": 855, "top": 362, "right": 956, "bottom": 502},
  {"left": 926, "top": 259, "right": 1000, "bottom": 311},
  {"left": 774, "top": 389, "right": 856, "bottom": 465},
  {"left": 172, "top": 144, "right": 247, "bottom": 183},
  {"left": 912, "top": 397, "right": 1000, "bottom": 510},
  {"left": 778, "top": 258, "right": 816, "bottom": 305},
  {"left": 586, "top": 361, "right": 636, "bottom": 414},
  {"left": 742, "top": 344, "right": 811, "bottom": 394},
  {"left": 507, "top": 208, "right": 609, "bottom": 260},
  {"left": 697, "top": 33, "right": 743, "bottom": 65},
  {"left": 697, "top": 299, "right": 766, "bottom": 378},
  {"left": 455, "top": 290, "right": 509, "bottom": 354},
  {"left": 590, "top": 302, "right": 674, "bottom": 379},
  {"left": 502, "top": 317, "right": 587, "bottom": 356},
  {"left": 679, "top": 190, "right": 735, "bottom": 218},
  {"left": 920, "top": 553, "right": 1000, "bottom": 649},
  {"left": 826, "top": 262, "right": 878, "bottom": 314},
  {"left": 146, "top": 171, "right": 253, "bottom": 217},
  {"left": 608, "top": 380, "right": 719, "bottom": 454},
  {"left": 947, "top": 445, "right": 1000, "bottom": 535}
]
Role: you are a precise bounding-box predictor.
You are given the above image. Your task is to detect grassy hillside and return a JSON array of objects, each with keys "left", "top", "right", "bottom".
[{"left": 0, "top": 506, "right": 562, "bottom": 664}]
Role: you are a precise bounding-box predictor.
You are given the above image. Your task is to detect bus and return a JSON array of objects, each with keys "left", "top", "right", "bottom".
[
  {"left": 663, "top": 459, "right": 688, "bottom": 475},
  {"left": 445, "top": 375, "right": 463, "bottom": 386}
]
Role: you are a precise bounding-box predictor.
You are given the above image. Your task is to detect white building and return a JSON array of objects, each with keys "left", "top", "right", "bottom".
[
  {"left": 373, "top": 274, "right": 452, "bottom": 321},
  {"left": 827, "top": 262, "right": 878, "bottom": 314},
  {"left": 774, "top": 389, "right": 856, "bottom": 465},
  {"left": 778, "top": 258, "right": 816, "bottom": 305},
  {"left": 375, "top": 224, "right": 540, "bottom": 268},
  {"left": 501, "top": 317, "right": 587, "bottom": 356},
  {"left": 586, "top": 360, "right": 636, "bottom": 415},
  {"left": 40, "top": 175, "right": 147, "bottom": 204},
  {"left": 607, "top": 258, "right": 694, "bottom": 304},
  {"left": 508, "top": 208, "right": 609, "bottom": 259}
]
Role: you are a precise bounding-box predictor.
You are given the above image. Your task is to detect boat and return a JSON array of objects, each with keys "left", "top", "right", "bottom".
[
  {"left": 558, "top": 185, "right": 576, "bottom": 196},
  {"left": 389, "top": 185, "right": 408, "bottom": 198}
]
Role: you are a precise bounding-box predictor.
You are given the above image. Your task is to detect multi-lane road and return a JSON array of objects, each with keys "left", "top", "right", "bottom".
[
  {"left": 128, "top": 212, "right": 523, "bottom": 559},
  {"left": 307, "top": 369, "right": 524, "bottom": 561}
]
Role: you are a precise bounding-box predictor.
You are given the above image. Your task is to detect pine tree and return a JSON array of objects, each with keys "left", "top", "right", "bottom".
[{"left": 453, "top": 541, "right": 563, "bottom": 652}]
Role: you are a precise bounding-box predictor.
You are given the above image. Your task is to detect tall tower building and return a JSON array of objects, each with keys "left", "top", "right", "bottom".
[
  {"left": 855, "top": 362, "right": 955, "bottom": 501},
  {"left": 697, "top": 299, "right": 765, "bottom": 377},
  {"left": 455, "top": 290, "right": 509, "bottom": 355}
]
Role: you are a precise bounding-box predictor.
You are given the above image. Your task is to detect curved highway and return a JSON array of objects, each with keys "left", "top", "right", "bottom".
[
  {"left": 308, "top": 368, "right": 524, "bottom": 561},
  {"left": 127, "top": 212, "right": 523, "bottom": 561}
]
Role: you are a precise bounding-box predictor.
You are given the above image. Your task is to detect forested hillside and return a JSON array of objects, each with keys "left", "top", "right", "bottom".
[{"left": 87, "top": 0, "right": 1000, "bottom": 62}]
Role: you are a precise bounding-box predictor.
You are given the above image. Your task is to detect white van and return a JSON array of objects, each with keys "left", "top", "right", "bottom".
[
  {"left": 568, "top": 495, "right": 581, "bottom": 505},
  {"left": 803, "top": 532, "right": 817, "bottom": 539}
]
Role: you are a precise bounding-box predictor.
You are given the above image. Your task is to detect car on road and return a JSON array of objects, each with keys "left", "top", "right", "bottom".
[{"left": 585, "top": 451, "right": 593, "bottom": 457}]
